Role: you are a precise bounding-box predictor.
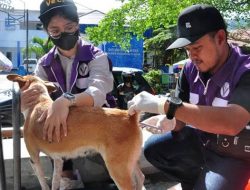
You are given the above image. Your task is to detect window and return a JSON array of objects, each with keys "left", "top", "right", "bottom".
[
  {"left": 36, "top": 23, "right": 43, "bottom": 30},
  {"left": 5, "top": 17, "right": 16, "bottom": 30}
]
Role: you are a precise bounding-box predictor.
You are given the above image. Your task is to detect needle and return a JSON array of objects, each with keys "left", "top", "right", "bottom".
[{"left": 139, "top": 122, "right": 163, "bottom": 134}]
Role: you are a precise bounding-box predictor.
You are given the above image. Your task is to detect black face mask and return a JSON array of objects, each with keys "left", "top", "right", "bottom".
[{"left": 50, "top": 30, "right": 79, "bottom": 51}]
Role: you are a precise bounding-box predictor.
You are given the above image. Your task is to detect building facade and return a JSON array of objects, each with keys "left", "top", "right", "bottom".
[{"left": 0, "top": 8, "right": 47, "bottom": 68}]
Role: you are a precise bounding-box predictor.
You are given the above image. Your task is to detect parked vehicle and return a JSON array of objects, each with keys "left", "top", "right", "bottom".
[
  {"left": 0, "top": 89, "right": 12, "bottom": 127},
  {"left": 23, "top": 58, "right": 38, "bottom": 74}
]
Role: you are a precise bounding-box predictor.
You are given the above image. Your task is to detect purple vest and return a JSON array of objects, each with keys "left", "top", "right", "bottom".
[
  {"left": 39, "top": 40, "right": 116, "bottom": 107},
  {"left": 185, "top": 45, "right": 250, "bottom": 106},
  {"left": 40, "top": 40, "right": 101, "bottom": 95},
  {"left": 184, "top": 45, "right": 250, "bottom": 160}
]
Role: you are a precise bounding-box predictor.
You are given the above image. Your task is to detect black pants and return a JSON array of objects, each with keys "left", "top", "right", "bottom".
[
  {"left": 63, "top": 159, "right": 73, "bottom": 171},
  {"left": 51, "top": 159, "right": 73, "bottom": 172}
]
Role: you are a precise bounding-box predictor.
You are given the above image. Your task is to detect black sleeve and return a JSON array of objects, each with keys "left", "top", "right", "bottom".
[
  {"left": 175, "top": 68, "right": 190, "bottom": 102},
  {"left": 229, "top": 71, "right": 250, "bottom": 113}
]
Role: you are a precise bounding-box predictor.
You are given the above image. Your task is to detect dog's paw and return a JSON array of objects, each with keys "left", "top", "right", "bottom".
[{"left": 59, "top": 173, "right": 84, "bottom": 190}]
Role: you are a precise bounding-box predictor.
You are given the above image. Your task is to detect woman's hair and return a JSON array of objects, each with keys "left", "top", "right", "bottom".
[{"left": 41, "top": 7, "right": 79, "bottom": 30}]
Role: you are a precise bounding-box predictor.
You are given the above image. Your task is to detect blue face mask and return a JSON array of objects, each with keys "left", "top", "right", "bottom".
[{"left": 50, "top": 30, "right": 79, "bottom": 50}]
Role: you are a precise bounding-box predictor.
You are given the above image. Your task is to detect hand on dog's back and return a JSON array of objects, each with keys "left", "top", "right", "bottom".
[{"left": 42, "top": 97, "right": 70, "bottom": 143}]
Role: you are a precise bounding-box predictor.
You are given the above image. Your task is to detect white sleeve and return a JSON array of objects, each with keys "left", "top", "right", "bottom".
[
  {"left": 84, "top": 52, "right": 114, "bottom": 107},
  {"left": 34, "top": 59, "right": 48, "bottom": 81}
]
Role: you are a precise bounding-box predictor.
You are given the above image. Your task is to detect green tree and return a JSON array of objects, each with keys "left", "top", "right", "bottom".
[
  {"left": 143, "top": 69, "right": 163, "bottom": 94},
  {"left": 143, "top": 26, "right": 187, "bottom": 67},
  {"left": 22, "top": 37, "right": 53, "bottom": 59},
  {"left": 86, "top": 0, "right": 249, "bottom": 48}
]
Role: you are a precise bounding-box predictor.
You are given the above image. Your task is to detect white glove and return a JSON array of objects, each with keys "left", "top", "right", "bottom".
[
  {"left": 128, "top": 91, "right": 168, "bottom": 115},
  {"left": 156, "top": 115, "right": 176, "bottom": 132},
  {"left": 141, "top": 115, "right": 176, "bottom": 134}
]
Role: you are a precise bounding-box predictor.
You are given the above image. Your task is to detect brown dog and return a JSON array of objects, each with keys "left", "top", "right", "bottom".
[{"left": 7, "top": 74, "right": 145, "bottom": 190}]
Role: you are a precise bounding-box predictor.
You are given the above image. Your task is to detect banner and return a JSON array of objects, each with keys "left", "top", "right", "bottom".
[
  {"left": 101, "top": 36, "right": 143, "bottom": 69},
  {"left": 0, "top": 0, "right": 14, "bottom": 12}
]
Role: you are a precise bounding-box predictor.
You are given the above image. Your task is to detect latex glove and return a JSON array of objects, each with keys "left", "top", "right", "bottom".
[
  {"left": 141, "top": 115, "right": 176, "bottom": 134},
  {"left": 128, "top": 91, "right": 167, "bottom": 115}
]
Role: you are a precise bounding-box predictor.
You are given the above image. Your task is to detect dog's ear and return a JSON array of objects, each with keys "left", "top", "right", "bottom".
[
  {"left": 6, "top": 74, "right": 27, "bottom": 88},
  {"left": 44, "top": 81, "right": 57, "bottom": 93}
]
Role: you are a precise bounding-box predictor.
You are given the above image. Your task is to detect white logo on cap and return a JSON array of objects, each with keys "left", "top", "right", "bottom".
[{"left": 185, "top": 22, "right": 191, "bottom": 28}]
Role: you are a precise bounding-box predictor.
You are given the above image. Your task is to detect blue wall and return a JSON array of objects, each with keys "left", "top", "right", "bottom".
[{"left": 101, "top": 37, "right": 143, "bottom": 69}]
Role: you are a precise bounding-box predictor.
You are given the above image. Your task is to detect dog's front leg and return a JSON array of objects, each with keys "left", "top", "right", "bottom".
[{"left": 51, "top": 158, "right": 63, "bottom": 190}]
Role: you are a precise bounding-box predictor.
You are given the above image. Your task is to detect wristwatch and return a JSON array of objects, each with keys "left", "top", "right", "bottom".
[
  {"left": 63, "top": 92, "right": 76, "bottom": 106},
  {"left": 166, "top": 96, "right": 183, "bottom": 119}
]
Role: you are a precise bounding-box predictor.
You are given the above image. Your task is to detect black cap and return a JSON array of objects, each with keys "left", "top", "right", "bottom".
[
  {"left": 39, "top": 0, "right": 77, "bottom": 21},
  {"left": 167, "top": 4, "right": 226, "bottom": 50}
]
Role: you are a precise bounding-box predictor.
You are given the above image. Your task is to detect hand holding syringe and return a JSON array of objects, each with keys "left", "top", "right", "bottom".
[{"left": 140, "top": 115, "right": 176, "bottom": 134}]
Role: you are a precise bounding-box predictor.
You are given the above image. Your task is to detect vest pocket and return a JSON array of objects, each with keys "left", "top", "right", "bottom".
[
  {"left": 202, "top": 129, "right": 250, "bottom": 162},
  {"left": 189, "top": 92, "right": 199, "bottom": 104},
  {"left": 212, "top": 97, "right": 228, "bottom": 107},
  {"left": 76, "top": 78, "right": 88, "bottom": 89}
]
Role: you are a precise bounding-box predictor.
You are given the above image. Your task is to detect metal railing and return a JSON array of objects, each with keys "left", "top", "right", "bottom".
[
  {"left": 0, "top": 89, "right": 11, "bottom": 190},
  {"left": 12, "top": 82, "right": 21, "bottom": 190},
  {"left": 0, "top": 82, "right": 21, "bottom": 190},
  {"left": 0, "top": 122, "right": 6, "bottom": 190}
]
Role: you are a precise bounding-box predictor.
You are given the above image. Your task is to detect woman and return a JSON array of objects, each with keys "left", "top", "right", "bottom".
[{"left": 21, "top": 0, "right": 114, "bottom": 189}]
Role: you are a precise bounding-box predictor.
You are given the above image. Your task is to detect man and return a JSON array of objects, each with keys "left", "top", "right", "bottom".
[
  {"left": 117, "top": 71, "right": 136, "bottom": 109},
  {"left": 128, "top": 4, "right": 250, "bottom": 190}
]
